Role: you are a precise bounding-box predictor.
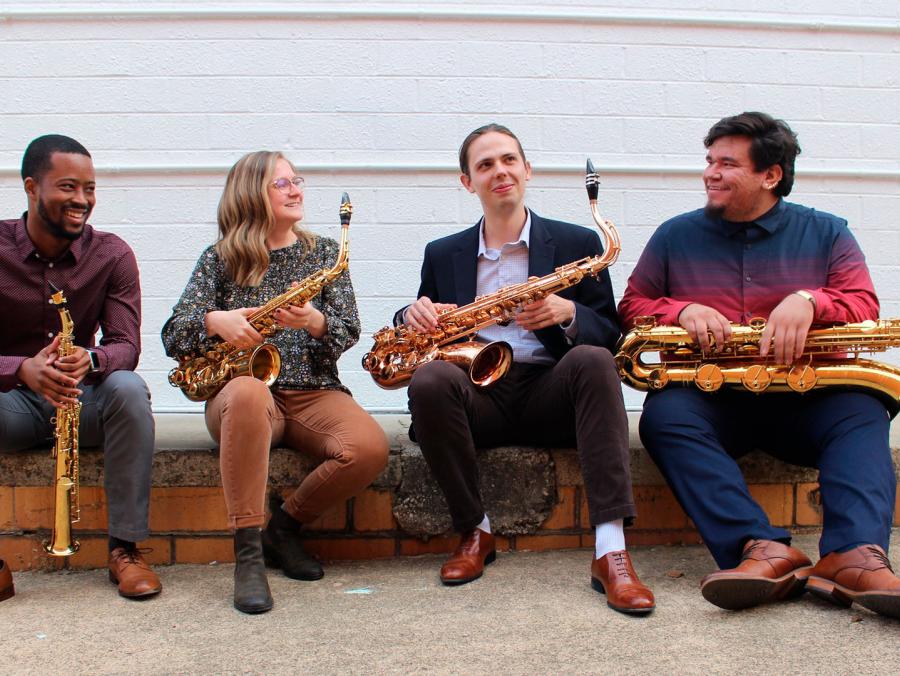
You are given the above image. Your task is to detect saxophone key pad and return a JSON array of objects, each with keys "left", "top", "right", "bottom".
[{"left": 694, "top": 364, "right": 724, "bottom": 392}]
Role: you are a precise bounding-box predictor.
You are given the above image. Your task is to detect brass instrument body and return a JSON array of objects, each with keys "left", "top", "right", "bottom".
[
  {"left": 169, "top": 194, "right": 352, "bottom": 402},
  {"left": 45, "top": 286, "right": 81, "bottom": 557},
  {"left": 362, "top": 160, "right": 620, "bottom": 389},
  {"left": 616, "top": 316, "right": 900, "bottom": 407}
]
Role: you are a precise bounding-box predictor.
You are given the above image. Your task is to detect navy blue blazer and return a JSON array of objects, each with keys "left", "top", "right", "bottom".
[{"left": 394, "top": 211, "right": 621, "bottom": 359}]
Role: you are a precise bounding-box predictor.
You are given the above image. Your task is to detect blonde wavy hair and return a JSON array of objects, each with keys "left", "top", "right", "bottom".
[{"left": 215, "top": 151, "right": 315, "bottom": 287}]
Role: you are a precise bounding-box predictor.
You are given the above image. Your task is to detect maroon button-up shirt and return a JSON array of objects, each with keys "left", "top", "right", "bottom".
[{"left": 0, "top": 215, "right": 142, "bottom": 391}]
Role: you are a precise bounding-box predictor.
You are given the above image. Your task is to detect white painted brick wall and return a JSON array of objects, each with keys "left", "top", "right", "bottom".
[{"left": 1, "top": 1, "right": 897, "bottom": 413}]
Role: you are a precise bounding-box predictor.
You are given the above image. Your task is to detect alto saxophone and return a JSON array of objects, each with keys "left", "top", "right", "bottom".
[
  {"left": 45, "top": 283, "right": 81, "bottom": 557},
  {"left": 169, "top": 193, "right": 353, "bottom": 402},
  {"left": 615, "top": 316, "right": 900, "bottom": 406},
  {"left": 362, "top": 159, "right": 621, "bottom": 389}
]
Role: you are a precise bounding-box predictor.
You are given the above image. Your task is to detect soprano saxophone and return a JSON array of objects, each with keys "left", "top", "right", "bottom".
[
  {"left": 615, "top": 316, "right": 900, "bottom": 407},
  {"left": 169, "top": 193, "right": 352, "bottom": 402},
  {"left": 362, "top": 160, "right": 621, "bottom": 389},
  {"left": 45, "top": 283, "right": 81, "bottom": 557}
]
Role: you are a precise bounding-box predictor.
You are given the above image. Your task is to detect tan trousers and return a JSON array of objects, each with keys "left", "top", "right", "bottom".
[{"left": 205, "top": 376, "right": 389, "bottom": 530}]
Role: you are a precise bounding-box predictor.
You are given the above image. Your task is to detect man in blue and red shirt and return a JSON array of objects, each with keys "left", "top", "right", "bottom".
[{"left": 620, "top": 112, "right": 899, "bottom": 619}]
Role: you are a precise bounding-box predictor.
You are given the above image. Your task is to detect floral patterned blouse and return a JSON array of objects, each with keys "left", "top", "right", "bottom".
[{"left": 162, "top": 236, "right": 359, "bottom": 394}]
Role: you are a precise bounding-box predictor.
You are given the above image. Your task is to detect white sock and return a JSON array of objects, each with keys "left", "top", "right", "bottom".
[
  {"left": 475, "top": 514, "right": 491, "bottom": 534},
  {"left": 594, "top": 519, "right": 626, "bottom": 560}
]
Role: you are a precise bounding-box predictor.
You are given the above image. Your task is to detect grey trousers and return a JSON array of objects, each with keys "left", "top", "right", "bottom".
[{"left": 0, "top": 371, "right": 155, "bottom": 542}]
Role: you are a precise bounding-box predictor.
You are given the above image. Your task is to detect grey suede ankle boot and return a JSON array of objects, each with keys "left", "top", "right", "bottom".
[{"left": 233, "top": 528, "right": 273, "bottom": 614}]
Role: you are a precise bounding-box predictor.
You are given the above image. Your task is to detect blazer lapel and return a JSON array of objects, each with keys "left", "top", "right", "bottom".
[
  {"left": 452, "top": 223, "right": 480, "bottom": 305},
  {"left": 528, "top": 212, "right": 556, "bottom": 277}
]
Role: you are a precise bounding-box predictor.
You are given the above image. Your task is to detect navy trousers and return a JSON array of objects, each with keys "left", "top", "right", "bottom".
[{"left": 639, "top": 388, "right": 895, "bottom": 570}]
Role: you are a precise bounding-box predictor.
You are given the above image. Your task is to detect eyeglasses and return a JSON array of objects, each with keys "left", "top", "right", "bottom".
[{"left": 270, "top": 176, "right": 306, "bottom": 194}]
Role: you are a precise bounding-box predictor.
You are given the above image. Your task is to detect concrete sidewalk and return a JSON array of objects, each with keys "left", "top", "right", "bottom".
[{"left": 2, "top": 532, "right": 899, "bottom": 675}]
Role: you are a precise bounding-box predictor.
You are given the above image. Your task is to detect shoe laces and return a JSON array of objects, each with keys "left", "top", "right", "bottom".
[
  {"left": 865, "top": 546, "right": 893, "bottom": 572},
  {"left": 740, "top": 540, "right": 762, "bottom": 561},
  {"left": 113, "top": 547, "right": 152, "bottom": 568},
  {"left": 611, "top": 551, "right": 631, "bottom": 579}
]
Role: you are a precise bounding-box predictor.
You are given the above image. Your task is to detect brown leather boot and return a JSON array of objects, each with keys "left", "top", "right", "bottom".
[
  {"left": 108, "top": 547, "right": 162, "bottom": 598},
  {"left": 440, "top": 529, "right": 496, "bottom": 586},
  {"left": 806, "top": 544, "right": 900, "bottom": 619},
  {"left": 700, "top": 539, "right": 812, "bottom": 610},
  {"left": 591, "top": 550, "right": 655, "bottom": 615},
  {"left": 0, "top": 559, "right": 14, "bottom": 602}
]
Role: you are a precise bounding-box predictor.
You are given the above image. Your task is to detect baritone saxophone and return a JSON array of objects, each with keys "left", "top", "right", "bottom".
[
  {"left": 168, "top": 193, "right": 352, "bottom": 402},
  {"left": 45, "top": 283, "right": 81, "bottom": 557},
  {"left": 362, "top": 159, "right": 621, "bottom": 389},
  {"left": 615, "top": 316, "right": 900, "bottom": 410}
]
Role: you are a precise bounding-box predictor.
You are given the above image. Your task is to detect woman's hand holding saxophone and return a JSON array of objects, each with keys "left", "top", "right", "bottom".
[{"left": 205, "top": 308, "right": 263, "bottom": 349}]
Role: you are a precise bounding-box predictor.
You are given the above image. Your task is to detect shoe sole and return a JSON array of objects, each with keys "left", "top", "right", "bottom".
[
  {"left": 262, "top": 541, "right": 324, "bottom": 581},
  {"left": 108, "top": 571, "right": 162, "bottom": 598},
  {"left": 590, "top": 577, "right": 655, "bottom": 615},
  {"left": 806, "top": 576, "right": 900, "bottom": 619},
  {"left": 700, "top": 567, "right": 811, "bottom": 611},
  {"left": 440, "top": 550, "right": 496, "bottom": 586},
  {"left": 234, "top": 599, "right": 274, "bottom": 614}
]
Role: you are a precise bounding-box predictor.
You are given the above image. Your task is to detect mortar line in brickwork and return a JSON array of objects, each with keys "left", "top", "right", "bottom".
[
  {"left": 2, "top": 164, "right": 900, "bottom": 180},
  {"left": 3, "top": 7, "right": 898, "bottom": 34}
]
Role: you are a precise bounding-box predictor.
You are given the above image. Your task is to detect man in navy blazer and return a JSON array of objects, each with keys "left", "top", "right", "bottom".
[{"left": 397, "top": 124, "right": 654, "bottom": 614}]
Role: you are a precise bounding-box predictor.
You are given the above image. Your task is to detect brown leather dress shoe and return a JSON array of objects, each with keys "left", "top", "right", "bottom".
[
  {"left": 108, "top": 547, "right": 162, "bottom": 598},
  {"left": 806, "top": 544, "right": 900, "bottom": 619},
  {"left": 700, "top": 539, "right": 812, "bottom": 610},
  {"left": 591, "top": 550, "right": 655, "bottom": 615},
  {"left": 0, "top": 559, "right": 14, "bottom": 602},
  {"left": 440, "top": 529, "right": 496, "bottom": 586}
]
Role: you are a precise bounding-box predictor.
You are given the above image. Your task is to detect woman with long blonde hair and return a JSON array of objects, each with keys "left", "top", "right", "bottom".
[{"left": 163, "top": 151, "right": 388, "bottom": 614}]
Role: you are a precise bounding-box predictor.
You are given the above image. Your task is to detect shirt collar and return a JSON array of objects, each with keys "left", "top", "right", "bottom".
[
  {"left": 720, "top": 198, "right": 785, "bottom": 238},
  {"left": 477, "top": 208, "right": 531, "bottom": 257},
  {"left": 16, "top": 212, "right": 86, "bottom": 264}
]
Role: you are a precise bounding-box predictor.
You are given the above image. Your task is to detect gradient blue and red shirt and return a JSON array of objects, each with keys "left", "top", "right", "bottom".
[{"left": 619, "top": 199, "right": 879, "bottom": 328}]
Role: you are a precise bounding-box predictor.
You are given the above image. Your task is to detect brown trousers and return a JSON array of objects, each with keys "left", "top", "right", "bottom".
[{"left": 205, "top": 377, "right": 389, "bottom": 530}]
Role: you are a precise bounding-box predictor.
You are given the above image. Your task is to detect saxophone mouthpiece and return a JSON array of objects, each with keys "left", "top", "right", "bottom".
[
  {"left": 585, "top": 159, "right": 599, "bottom": 202},
  {"left": 340, "top": 192, "right": 352, "bottom": 226}
]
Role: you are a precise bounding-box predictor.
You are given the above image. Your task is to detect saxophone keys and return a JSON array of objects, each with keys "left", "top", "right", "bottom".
[
  {"left": 648, "top": 367, "right": 670, "bottom": 390},
  {"left": 787, "top": 364, "right": 817, "bottom": 392},
  {"left": 741, "top": 364, "right": 772, "bottom": 393},
  {"left": 694, "top": 364, "right": 725, "bottom": 392}
]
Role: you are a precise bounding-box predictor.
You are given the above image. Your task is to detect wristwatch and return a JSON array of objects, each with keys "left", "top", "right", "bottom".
[
  {"left": 87, "top": 350, "right": 100, "bottom": 372},
  {"left": 794, "top": 290, "right": 816, "bottom": 309}
]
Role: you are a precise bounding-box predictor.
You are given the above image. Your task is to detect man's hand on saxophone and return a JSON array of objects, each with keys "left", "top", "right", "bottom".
[
  {"left": 677, "top": 303, "right": 733, "bottom": 355},
  {"left": 15, "top": 336, "right": 83, "bottom": 408},
  {"left": 515, "top": 294, "right": 575, "bottom": 331},
  {"left": 204, "top": 307, "right": 264, "bottom": 349},
  {"left": 403, "top": 296, "right": 457, "bottom": 333},
  {"left": 758, "top": 292, "right": 815, "bottom": 364}
]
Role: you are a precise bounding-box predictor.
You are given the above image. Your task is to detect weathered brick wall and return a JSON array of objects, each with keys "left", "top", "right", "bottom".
[
  {"left": 2, "top": 415, "right": 897, "bottom": 571},
  {"left": 0, "top": 2, "right": 897, "bottom": 415}
]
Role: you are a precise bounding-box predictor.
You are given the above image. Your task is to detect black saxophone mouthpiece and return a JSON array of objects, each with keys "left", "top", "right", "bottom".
[
  {"left": 340, "top": 192, "right": 352, "bottom": 226},
  {"left": 48, "top": 281, "right": 62, "bottom": 294},
  {"left": 585, "top": 159, "right": 599, "bottom": 201}
]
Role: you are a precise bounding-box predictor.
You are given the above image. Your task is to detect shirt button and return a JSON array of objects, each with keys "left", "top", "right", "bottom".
[
  {"left": 48, "top": 332, "right": 54, "bottom": 338},
  {"left": 745, "top": 275, "right": 752, "bottom": 282},
  {"left": 48, "top": 262, "right": 54, "bottom": 268}
]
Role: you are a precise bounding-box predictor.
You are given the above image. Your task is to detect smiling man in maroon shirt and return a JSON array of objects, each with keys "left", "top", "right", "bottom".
[{"left": 0, "top": 135, "right": 160, "bottom": 600}]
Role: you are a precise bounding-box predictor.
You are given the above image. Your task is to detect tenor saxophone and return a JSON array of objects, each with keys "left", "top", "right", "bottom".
[
  {"left": 44, "top": 283, "right": 81, "bottom": 557},
  {"left": 362, "top": 160, "right": 621, "bottom": 389},
  {"left": 615, "top": 316, "right": 900, "bottom": 407},
  {"left": 169, "top": 193, "right": 352, "bottom": 402}
]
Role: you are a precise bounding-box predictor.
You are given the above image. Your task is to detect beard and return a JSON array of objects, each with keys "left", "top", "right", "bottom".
[
  {"left": 703, "top": 201, "right": 726, "bottom": 219},
  {"left": 37, "top": 198, "right": 87, "bottom": 241}
]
